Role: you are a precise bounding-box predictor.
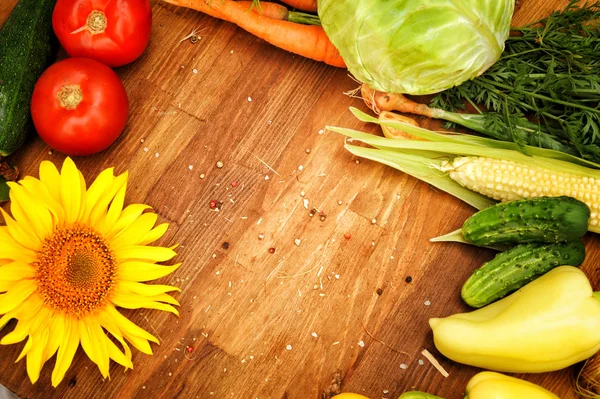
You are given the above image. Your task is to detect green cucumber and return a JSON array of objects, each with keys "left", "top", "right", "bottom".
[
  {"left": 461, "top": 240, "right": 586, "bottom": 308},
  {"left": 461, "top": 196, "right": 589, "bottom": 246},
  {"left": 0, "top": 0, "right": 58, "bottom": 157}
]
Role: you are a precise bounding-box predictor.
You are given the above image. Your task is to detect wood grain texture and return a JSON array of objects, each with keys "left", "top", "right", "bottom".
[{"left": 0, "top": 0, "right": 592, "bottom": 398}]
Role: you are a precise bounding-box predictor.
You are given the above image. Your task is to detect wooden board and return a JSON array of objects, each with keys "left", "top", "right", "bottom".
[{"left": 1, "top": 1, "right": 596, "bottom": 398}]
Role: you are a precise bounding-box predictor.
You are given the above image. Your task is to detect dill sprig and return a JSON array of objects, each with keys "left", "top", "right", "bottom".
[{"left": 430, "top": 0, "right": 600, "bottom": 162}]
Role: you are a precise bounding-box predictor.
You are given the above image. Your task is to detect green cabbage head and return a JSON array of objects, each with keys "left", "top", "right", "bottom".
[{"left": 319, "top": 0, "right": 515, "bottom": 95}]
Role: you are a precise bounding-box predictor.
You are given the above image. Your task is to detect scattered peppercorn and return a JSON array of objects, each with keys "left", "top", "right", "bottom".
[
  {"left": 268, "top": 247, "right": 276, "bottom": 254},
  {"left": 231, "top": 180, "right": 239, "bottom": 187},
  {"left": 209, "top": 199, "right": 217, "bottom": 209},
  {"left": 186, "top": 346, "right": 194, "bottom": 353},
  {"left": 221, "top": 242, "right": 230, "bottom": 250},
  {"left": 376, "top": 288, "right": 383, "bottom": 296},
  {"left": 344, "top": 233, "right": 351, "bottom": 239},
  {"left": 405, "top": 276, "right": 413, "bottom": 283},
  {"left": 319, "top": 214, "right": 327, "bottom": 222}
]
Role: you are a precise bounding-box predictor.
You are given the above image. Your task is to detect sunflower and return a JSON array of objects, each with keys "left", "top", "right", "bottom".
[{"left": 0, "top": 158, "right": 180, "bottom": 387}]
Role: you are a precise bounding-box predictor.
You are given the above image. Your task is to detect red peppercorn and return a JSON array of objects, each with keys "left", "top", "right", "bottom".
[
  {"left": 344, "top": 233, "right": 351, "bottom": 239},
  {"left": 268, "top": 247, "right": 276, "bottom": 254},
  {"left": 186, "top": 346, "right": 194, "bottom": 353},
  {"left": 231, "top": 180, "right": 239, "bottom": 187},
  {"left": 209, "top": 199, "right": 217, "bottom": 209}
]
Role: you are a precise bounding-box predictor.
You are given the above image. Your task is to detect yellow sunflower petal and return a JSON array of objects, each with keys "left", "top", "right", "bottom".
[
  {"left": 89, "top": 172, "right": 128, "bottom": 228},
  {"left": 138, "top": 223, "right": 169, "bottom": 246},
  {"left": 116, "top": 246, "right": 178, "bottom": 263},
  {"left": 118, "top": 261, "right": 181, "bottom": 282},
  {"left": 43, "top": 313, "right": 64, "bottom": 364},
  {"left": 0, "top": 280, "right": 36, "bottom": 314},
  {"left": 51, "top": 317, "right": 80, "bottom": 387},
  {"left": 7, "top": 182, "right": 53, "bottom": 243},
  {"left": 106, "top": 204, "right": 151, "bottom": 238},
  {"left": 26, "top": 327, "right": 49, "bottom": 384},
  {"left": 103, "top": 183, "right": 127, "bottom": 231},
  {"left": 109, "top": 212, "right": 157, "bottom": 249},
  {"left": 39, "top": 160, "right": 61, "bottom": 204},
  {"left": 16, "top": 336, "right": 33, "bottom": 363},
  {"left": 0, "top": 208, "right": 40, "bottom": 252},
  {"left": 118, "top": 281, "right": 180, "bottom": 296},
  {"left": 60, "top": 158, "right": 85, "bottom": 225},
  {"left": 96, "top": 310, "right": 133, "bottom": 360},
  {"left": 79, "top": 320, "right": 110, "bottom": 379},
  {"left": 106, "top": 306, "right": 158, "bottom": 348},
  {"left": 14, "top": 295, "right": 44, "bottom": 322},
  {"left": 1, "top": 319, "right": 29, "bottom": 345},
  {"left": 0, "top": 229, "right": 37, "bottom": 264},
  {"left": 0, "top": 312, "right": 14, "bottom": 329},
  {"left": 80, "top": 168, "right": 115, "bottom": 224},
  {"left": 0, "top": 262, "right": 36, "bottom": 281},
  {"left": 19, "top": 176, "right": 65, "bottom": 225},
  {"left": 111, "top": 292, "right": 180, "bottom": 316},
  {"left": 106, "top": 335, "right": 133, "bottom": 370}
]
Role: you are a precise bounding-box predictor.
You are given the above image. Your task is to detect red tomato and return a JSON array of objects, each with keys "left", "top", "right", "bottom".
[
  {"left": 52, "top": 0, "right": 152, "bottom": 68},
  {"left": 31, "top": 58, "right": 129, "bottom": 156}
]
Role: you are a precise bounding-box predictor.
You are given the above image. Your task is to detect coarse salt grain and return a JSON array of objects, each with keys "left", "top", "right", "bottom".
[
  {"left": 424, "top": 300, "right": 432, "bottom": 306},
  {"left": 311, "top": 332, "right": 318, "bottom": 338},
  {"left": 192, "top": 68, "right": 198, "bottom": 74},
  {"left": 143, "top": 147, "right": 148, "bottom": 152},
  {"left": 400, "top": 363, "right": 408, "bottom": 369},
  {"left": 298, "top": 165, "right": 304, "bottom": 171},
  {"left": 294, "top": 238, "right": 301, "bottom": 246},
  {"left": 318, "top": 129, "right": 324, "bottom": 135},
  {"left": 188, "top": 165, "right": 194, "bottom": 170},
  {"left": 418, "top": 359, "right": 425, "bottom": 366},
  {"left": 200, "top": 173, "right": 205, "bottom": 179},
  {"left": 286, "top": 345, "right": 292, "bottom": 351},
  {"left": 358, "top": 340, "right": 365, "bottom": 347},
  {"left": 265, "top": 175, "right": 270, "bottom": 180},
  {"left": 248, "top": 97, "right": 252, "bottom": 102},
  {"left": 155, "top": 153, "right": 160, "bottom": 158}
]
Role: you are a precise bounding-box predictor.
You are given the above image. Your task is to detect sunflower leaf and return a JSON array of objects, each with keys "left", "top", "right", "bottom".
[{"left": 0, "top": 176, "right": 9, "bottom": 202}]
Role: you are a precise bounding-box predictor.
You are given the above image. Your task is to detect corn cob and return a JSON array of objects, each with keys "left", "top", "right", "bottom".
[
  {"left": 331, "top": 107, "right": 600, "bottom": 234},
  {"left": 440, "top": 156, "right": 600, "bottom": 228}
]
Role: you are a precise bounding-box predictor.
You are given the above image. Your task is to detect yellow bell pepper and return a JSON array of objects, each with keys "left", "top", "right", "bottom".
[
  {"left": 465, "top": 372, "right": 559, "bottom": 398},
  {"left": 398, "top": 371, "right": 559, "bottom": 399},
  {"left": 331, "top": 394, "right": 370, "bottom": 399},
  {"left": 429, "top": 266, "right": 600, "bottom": 373}
]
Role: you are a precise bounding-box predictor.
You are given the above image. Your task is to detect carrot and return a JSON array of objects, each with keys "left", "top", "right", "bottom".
[
  {"left": 280, "top": 0, "right": 318, "bottom": 13},
  {"left": 361, "top": 84, "right": 437, "bottom": 118},
  {"left": 237, "top": 1, "right": 290, "bottom": 21},
  {"left": 163, "top": 0, "right": 345, "bottom": 68}
]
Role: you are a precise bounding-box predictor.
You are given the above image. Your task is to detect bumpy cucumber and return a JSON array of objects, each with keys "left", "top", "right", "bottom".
[
  {"left": 461, "top": 240, "right": 586, "bottom": 308},
  {"left": 462, "top": 196, "right": 590, "bottom": 246},
  {"left": 0, "top": 0, "right": 57, "bottom": 157}
]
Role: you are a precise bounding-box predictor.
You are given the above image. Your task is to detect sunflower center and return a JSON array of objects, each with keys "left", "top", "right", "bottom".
[{"left": 34, "top": 224, "right": 116, "bottom": 318}]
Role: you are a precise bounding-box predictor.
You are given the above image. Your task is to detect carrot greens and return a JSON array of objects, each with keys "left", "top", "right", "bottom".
[{"left": 429, "top": 0, "right": 600, "bottom": 162}]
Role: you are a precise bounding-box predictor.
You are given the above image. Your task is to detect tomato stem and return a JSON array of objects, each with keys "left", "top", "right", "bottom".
[
  {"left": 57, "top": 85, "right": 83, "bottom": 110},
  {"left": 71, "top": 10, "right": 107, "bottom": 35}
]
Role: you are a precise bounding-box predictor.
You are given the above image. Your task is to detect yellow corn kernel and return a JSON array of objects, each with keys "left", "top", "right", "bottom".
[{"left": 441, "top": 156, "right": 600, "bottom": 228}]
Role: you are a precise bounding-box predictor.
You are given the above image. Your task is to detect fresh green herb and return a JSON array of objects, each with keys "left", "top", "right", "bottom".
[{"left": 430, "top": 0, "right": 600, "bottom": 162}]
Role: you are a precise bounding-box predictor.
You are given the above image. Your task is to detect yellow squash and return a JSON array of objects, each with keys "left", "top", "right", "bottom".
[{"left": 430, "top": 266, "right": 600, "bottom": 373}]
